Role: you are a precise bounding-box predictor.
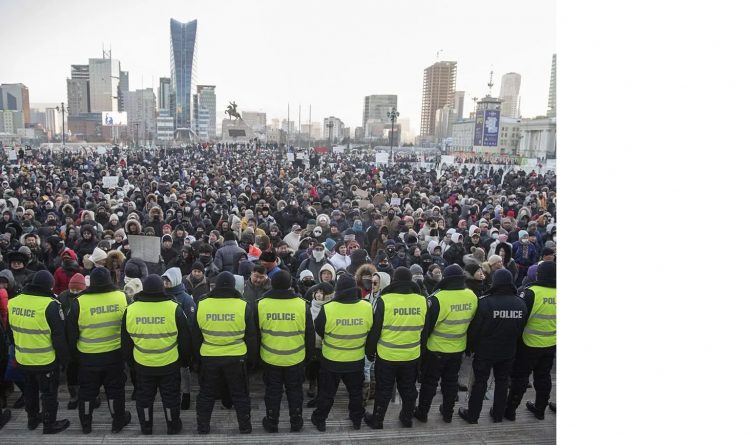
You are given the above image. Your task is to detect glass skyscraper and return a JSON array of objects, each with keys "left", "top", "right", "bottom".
[{"left": 170, "top": 18, "right": 197, "bottom": 130}]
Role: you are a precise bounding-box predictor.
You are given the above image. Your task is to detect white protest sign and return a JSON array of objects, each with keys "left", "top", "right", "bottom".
[
  {"left": 102, "top": 176, "right": 118, "bottom": 188},
  {"left": 441, "top": 155, "right": 455, "bottom": 165},
  {"left": 128, "top": 235, "right": 162, "bottom": 263},
  {"left": 375, "top": 153, "right": 389, "bottom": 165}
]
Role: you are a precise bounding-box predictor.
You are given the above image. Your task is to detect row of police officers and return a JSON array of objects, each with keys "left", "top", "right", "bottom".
[{"left": 2, "top": 261, "right": 557, "bottom": 434}]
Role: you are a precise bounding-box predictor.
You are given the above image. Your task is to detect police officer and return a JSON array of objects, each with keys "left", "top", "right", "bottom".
[
  {"left": 66, "top": 267, "right": 131, "bottom": 433},
  {"left": 505, "top": 261, "right": 556, "bottom": 421},
  {"left": 192, "top": 271, "right": 257, "bottom": 434},
  {"left": 254, "top": 270, "right": 314, "bottom": 433},
  {"left": 0, "top": 318, "right": 12, "bottom": 429},
  {"left": 364, "top": 267, "right": 426, "bottom": 429},
  {"left": 121, "top": 274, "right": 191, "bottom": 435},
  {"left": 458, "top": 269, "right": 527, "bottom": 424},
  {"left": 310, "top": 274, "right": 373, "bottom": 431},
  {"left": 7, "top": 270, "right": 71, "bottom": 434},
  {"left": 414, "top": 264, "right": 477, "bottom": 423}
]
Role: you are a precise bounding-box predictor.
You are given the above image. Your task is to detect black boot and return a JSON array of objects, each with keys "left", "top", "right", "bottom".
[
  {"left": 306, "top": 396, "right": 318, "bottom": 408},
  {"left": 458, "top": 407, "right": 477, "bottom": 424},
  {"left": 111, "top": 399, "right": 131, "bottom": 433},
  {"left": 485, "top": 407, "right": 501, "bottom": 422},
  {"left": 165, "top": 407, "right": 182, "bottom": 435},
  {"left": 526, "top": 401, "right": 545, "bottom": 420},
  {"left": 238, "top": 413, "right": 252, "bottom": 434},
  {"left": 290, "top": 407, "right": 303, "bottom": 432},
  {"left": 27, "top": 411, "right": 42, "bottom": 430},
  {"left": 364, "top": 411, "right": 383, "bottom": 429},
  {"left": 136, "top": 405, "right": 153, "bottom": 435},
  {"left": 439, "top": 404, "right": 453, "bottom": 423},
  {"left": 67, "top": 385, "right": 79, "bottom": 410},
  {"left": 549, "top": 402, "right": 556, "bottom": 413},
  {"left": 13, "top": 395, "right": 25, "bottom": 409},
  {"left": 181, "top": 393, "right": 190, "bottom": 410},
  {"left": 197, "top": 413, "right": 210, "bottom": 435},
  {"left": 262, "top": 409, "right": 279, "bottom": 433},
  {"left": 399, "top": 400, "right": 415, "bottom": 427},
  {"left": 78, "top": 400, "right": 93, "bottom": 434},
  {"left": 413, "top": 405, "right": 429, "bottom": 423},
  {"left": 42, "top": 405, "right": 70, "bottom": 434},
  {"left": 310, "top": 413, "right": 326, "bottom": 432},
  {"left": 0, "top": 409, "right": 12, "bottom": 430}
]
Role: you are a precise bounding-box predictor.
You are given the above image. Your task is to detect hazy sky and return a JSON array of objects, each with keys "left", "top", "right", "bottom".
[{"left": 0, "top": 0, "right": 555, "bottom": 135}]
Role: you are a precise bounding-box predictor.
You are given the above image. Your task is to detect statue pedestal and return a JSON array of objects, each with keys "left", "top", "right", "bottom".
[{"left": 221, "top": 119, "right": 252, "bottom": 142}]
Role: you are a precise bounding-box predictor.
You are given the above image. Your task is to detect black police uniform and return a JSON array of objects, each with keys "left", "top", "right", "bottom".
[{"left": 460, "top": 270, "right": 527, "bottom": 423}]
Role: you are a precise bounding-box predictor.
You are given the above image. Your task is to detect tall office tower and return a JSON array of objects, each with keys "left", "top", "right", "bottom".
[
  {"left": 362, "top": 94, "right": 397, "bottom": 137},
  {"left": 500, "top": 73, "right": 522, "bottom": 118},
  {"left": 88, "top": 57, "right": 120, "bottom": 112},
  {"left": 453, "top": 91, "right": 465, "bottom": 120},
  {"left": 196, "top": 85, "right": 216, "bottom": 139},
  {"left": 158, "top": 77, "right": 172, "bottom": 111},
  {"left": 0, "top": 83, "right": 31, "bottom": 124},
  {"left": 170, "top": 18, "right": 198, "bottom": 129},
  {"left": 118, "top": 70, "right": 129, "bottom": 112},
  {"left": 547, "top": 54, "right": 556, "bottom": 117},
  {"left": 420, "top": 61, "right": 457, "bottom": 137}
]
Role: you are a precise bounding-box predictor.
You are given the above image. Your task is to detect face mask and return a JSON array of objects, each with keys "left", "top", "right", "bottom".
[
  {"left": 397, "top": 252, "right": 406, "bottom": 259},
  {"left": 521, "top": 239, "right": 529, "bottom": 245},
  {"left": 362, "top": 278, "right": 372, "bottom": 290},
  {"left": 200, "top": 255, "right": 212, "bottom": 265},
  {"left": 313, "top": 250, "right": 325, "bottom": 261},
  {"left": 314, "top": 231, "right": 322, "bottom": 236},
  {"left": 492, "top": 233, "right": 499, "bottom": 240},
  {"left": 552, "top": 235, "right": 556, "bottom": 242}
]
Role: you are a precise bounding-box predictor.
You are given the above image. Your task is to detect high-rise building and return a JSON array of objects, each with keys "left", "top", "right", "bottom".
[
  {"left": 282, "top": 119, "right": 296, "bottom": 135},
  {"left": 434, "top": 105, "right": 456, "bottom": 143},
  {"left": 362, "top": 94, "right": 397, "bottom": 138},
  {"left": 453, "top": 91, "right": 465, "bottom": 120},
  {"left": 71, "top": 65, "right": 89, "bottom": 80},
  {"left": 45, "top": 107, "right": 61, "bottom": 134},
  {"left": 0, "top": 83, "right": 31, "bottom": 125},
  {"left": 67, "top": 65, "right": 90, "bottom": 117},
  {"left": 158, "top": 77, "right": 172, "bottom": 111},
  {"left": 195, "top": 85, "right": 216, "bottom": 139},
  {"left": 118, "top": 71, "right": 129, "bottom": 112},
  {"left": 241, "top": 111, "right": 267, "bottom": 132},
  {"left": 170, "top": 18, "right": 198, "bottom": 130},
  {"left": 124, "top": 88, "right": 156, "bottom": 144},
  {"left": 420, "top": 61, "right": 457, "bottom": 137},
  {"left": 500, "top": 73, "right": 521, "bottom": 118},
  {"left": 323, "top": 116, "right": 345, "bottom": 142},
  {"left": 88, "top": 57, "right": 120, "bottom": 113},
  {"left": 547, "top": 54, "right": 556, "bottom": 117},
  {"left": 67, "top": 78, "right": 90, "bottom": 116},
  {"left": 157, "top": 110, "right": 175, "bottom": 142}
]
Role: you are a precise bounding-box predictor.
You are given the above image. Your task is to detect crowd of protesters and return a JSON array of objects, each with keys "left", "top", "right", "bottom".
[{"left": 0, "top": 142, "right": 556, "bottom": 434}]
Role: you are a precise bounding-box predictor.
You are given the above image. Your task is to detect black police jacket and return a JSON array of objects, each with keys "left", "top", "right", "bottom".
[{"left": 466, "top": 284, "right": 528, "bottom": 361}]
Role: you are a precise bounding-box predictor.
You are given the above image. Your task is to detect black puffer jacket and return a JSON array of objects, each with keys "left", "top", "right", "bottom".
[{"left": 466, "top": 282, "right": 527, "bottom": 360}]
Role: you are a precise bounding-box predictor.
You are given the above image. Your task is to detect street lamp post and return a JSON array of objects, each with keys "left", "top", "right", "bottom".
[
  {"left": 55, "top": 102, "right": 68, "bottom": 146},
  {"left": 387, "top": 107, "right": 399, "bottom": 163}
]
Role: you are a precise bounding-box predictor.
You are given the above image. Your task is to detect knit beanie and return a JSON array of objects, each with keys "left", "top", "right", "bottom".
[
  {"left": 31, "top": 270, "right": 55, "bottom": 291},
  {"left": 444, "top": 264, "right": 464, "bottom": 279},
  {"left": 191, "top": 261, "right": 204, "bottom": 272},
  {"left": 214, "top": 271, "right": 236, "bottom": 290},
  {"left": 334, "top": 273, "right": 358, "bottom": 298},
  {"left": 393, "top": 266, "right": 412, "bottom": 283},
  {"left": 224, "top": 231, "right": 236, "bottom": 241},
  {"left": 89, "top": 267, "right": 113, "bottom": 289},
  {"left": 271, "top": 270, "right": 292, "bottom": 290},
  {"left": 139, "top": 274, "right": 165, "bottom": 298},
  {"left": 68, "top": 273, "right": 86, "bottom": 291}
]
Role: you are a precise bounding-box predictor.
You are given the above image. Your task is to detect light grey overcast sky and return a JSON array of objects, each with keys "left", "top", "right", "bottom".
[{"left": 0, "top": 0, "right": 555, "bottom": 135}]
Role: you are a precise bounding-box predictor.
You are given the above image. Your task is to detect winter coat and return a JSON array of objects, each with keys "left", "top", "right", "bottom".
[{"left": 213, "top": 240, "right": 247, "bottom": 274}]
